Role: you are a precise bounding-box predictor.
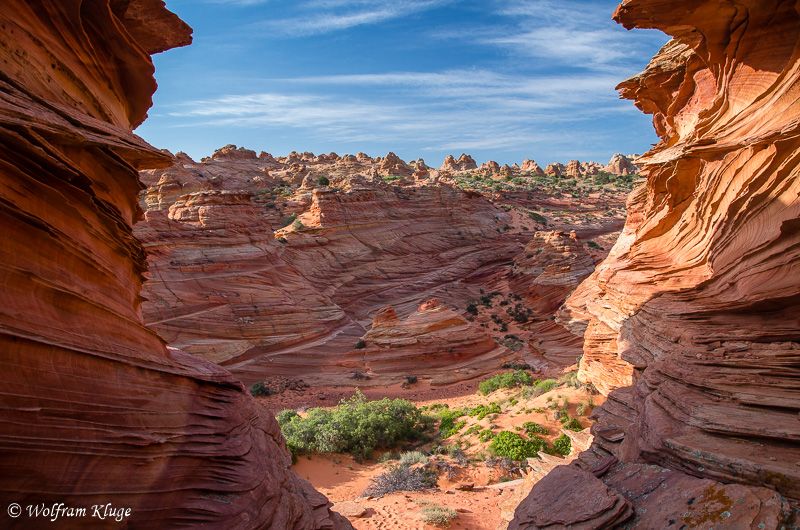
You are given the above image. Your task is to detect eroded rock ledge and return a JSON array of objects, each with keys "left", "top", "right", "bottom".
[
  {"left": 513, "top": 0, "right": 800, "bottom": 527},
  {"left": 0, "top": 2, "right": 349, "bottom": 527}
]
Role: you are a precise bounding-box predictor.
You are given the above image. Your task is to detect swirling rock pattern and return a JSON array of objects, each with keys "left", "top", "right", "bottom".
[
  {"left": 513, "top": 0, "right": 800, "bottom": 526},
  {"left": 138, "top": 153, "right": 520, "bottom": 386},
  {"left": 355, "top": 299, "right": 518, "bottom": 384},
  {"left": 0, "top": 2, "right": 350, "bottom": 528}
]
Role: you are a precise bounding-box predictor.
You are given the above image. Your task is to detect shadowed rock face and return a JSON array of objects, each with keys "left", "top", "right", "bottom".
[
  {"left": 0, "top": 2, "right": 350, "bottom": 527},
  {"left": 512, "top": 0, "right": 800, "bottom": 527}
]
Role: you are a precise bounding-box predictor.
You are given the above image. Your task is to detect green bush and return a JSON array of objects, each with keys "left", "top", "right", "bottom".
[
  {"left": 522, "top": 421, "right": 549, "bottom": 435},
  {"left": 587, "top": 240, "right": 601, "bottom": 250},
  {"left": 478, "top": 429, "right": 495, "bottom": 443},
  {"left": 438, "top": 409, "right": 465, "bottom": 438},
  {"left": 354, "top": 339, "right": 367, "bottom": 349},
  {"left": 553, "top": 434, "right": 571, "bottom": 455},
  {"left": 466, "top": 402, "right": 501, "bottom": 420},
  {"left": 479, "top": 371, "right": 534, "bottom": 396},
  {"left": 564, "top": 417, "right": 584, "bottom": 431},
  {"left": 292, "top": 219, "right": 304, "bottom": 230},
  {"left": 250, "top": 382, "right": 270, "bottom": 397},
  {"left": 275, "top": 409, "right": 299, "bottom": 425},
  {"left": 316, "top": 175, "right": 330, "bottom": 186},
  {"left": 279, "top": 391, "right": 427, "bottom": 459},
  {"left": 489, "top": 431, "right": 545, "bottom": 461}
]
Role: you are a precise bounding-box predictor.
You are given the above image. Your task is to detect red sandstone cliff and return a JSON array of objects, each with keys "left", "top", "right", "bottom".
[
  {"left": 512, "top": 0, "right": 800, "bottom": 527},
  {"left": 137, "top": 153, "right": 522, "bottom": 386},
  {"left": 0, "top": 2, "right": 349, "bottom": 528}
]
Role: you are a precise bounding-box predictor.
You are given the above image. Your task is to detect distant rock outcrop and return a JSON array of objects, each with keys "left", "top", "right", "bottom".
[
  {"left": 603, "top": 153, "right": 639, "bottom": 175},
  {"left": 0, "top": 2, "right": 349, "bottom": 528},
  {"left": 441, "top": 153, "right": 477, "bottom": 171},
  {"left": 521, "top": 159, "right": 546, "bottom": 175},
  {"left": 514, "top": 0, "right": 800, "bottom": 527},
  {"left": 354, "top": 299, "right": 517, "bottom": 384},
  {"left": 545, "top": 162, "right": 565, "bottom": 176}
]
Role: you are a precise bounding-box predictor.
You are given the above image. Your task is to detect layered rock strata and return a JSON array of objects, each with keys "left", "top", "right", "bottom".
[
  {"left": 138, "top": 155, "right": 520, "bottom": 385},
  {"left": 351, "top": 299, "right": 517, "bottom": 384},
  {"left": 509, "top": 231, "right": 596, "bottom": 367},
  {"left": 515, "top": 0, "right": 800, "bottom": 526},
  {"left": 0, "top": 2, "right": 349, "bottom": 527}
]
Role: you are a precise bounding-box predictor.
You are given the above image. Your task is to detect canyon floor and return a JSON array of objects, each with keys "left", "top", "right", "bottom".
[{"left": 261, "top": 370, "right": 603, "bottom": 529}]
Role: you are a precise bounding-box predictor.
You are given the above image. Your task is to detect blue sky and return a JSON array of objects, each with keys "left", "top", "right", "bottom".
[{"left": 136, "top": 0, "right": 669, "bottom": 167}]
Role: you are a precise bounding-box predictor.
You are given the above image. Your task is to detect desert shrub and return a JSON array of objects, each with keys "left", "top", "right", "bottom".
[
  {"left": 292, "top": 219, "right": 304, "bottom": 230},
  {"left": 464, "top": 425, "right": 481, "bottom": 436},
  {"left": 362, "top": 465, "right": 438, "bottom": 498},
  {"left": 378, "top": 451, "right": 400, "bottom": 463},
  {"left": 316, "top": 175, "right": 330, "bottom": 186},
  {"left": 466, "top": 402, "right": 501, "bottom": 420},
  {"left": 398, "top": 451, "right": 428, "bottom": 467},
  {"left": 354, "top": 339, "right": 367, "bottom": 349},
  {"left": 564, "top": 417, "right": 584, "bottom": 431},
  {"left": 520, "top": 378, "right": 558, "bottom": 399},
  {"left": 405, "top": 375, "right": 418, "bottom": 384},
  {"left": 553, "top": 434, "right": 571, "bottom": 455},
  {"left": 527, "top": 211, "right": 548, "bottom": 224},
  {"left": 522, "top": 422, "right": 549, "bottom": 435},
  {"left": 420, "top": 504, "right": 458, "bottom": 527},
  {"left": 465, "top": 302, "right": 478, "bottom": 315},
  {"left": 279, "top": 392, "right": 427, "bottom": 459},
  {"left": 502, "top": 362, "right": 531, "bottom": 370},
  {"left": 506, "top": 303, "right": 532, "bottom": 323},
  {"left": 479, "top": 370, "right": 534, "bottom": 396},
  {"left": 249, "top": 382, "right": 270, "bottom": 397},
  {"left": 275, "top": 409, "right": 300, "bottom": 426},
  {"left": 438, "top": 409, "right": 466, "bottom": 438},
  {"left": 281, "top": 213, "right": 297, "bottom": 227},
  {"left": 489, "top": 431, "right": 545, "bottom": 461},
  {"left": 478, "top": 429, "right": 495, "bottom": 442},
  {"left": 558, "top": 371, "right": 581, "bottom": 389},
  {"left": 586, "top": 240, "right": 601, "bottom": 250}
]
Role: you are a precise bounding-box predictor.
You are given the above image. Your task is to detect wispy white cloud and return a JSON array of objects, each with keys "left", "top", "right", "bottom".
[
  {"left": 163, "top": 66, "right": 637, "bottom": 158},
  {"left": 475, "top": 0, "right": 667, "bottom": 72},
  {"left": 249, "top": 0, "right": 454, "bottom": 36}
]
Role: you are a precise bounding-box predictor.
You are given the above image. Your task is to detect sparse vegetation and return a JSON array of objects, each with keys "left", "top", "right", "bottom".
[
  {"left": 316, "top": 175, "right": 330, "bottom": 186},
  {"left": 354, "top": 339, "right": 367, "bottom": 349}
]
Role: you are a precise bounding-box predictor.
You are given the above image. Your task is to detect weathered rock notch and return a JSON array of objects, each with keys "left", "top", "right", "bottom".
[
  {"left": 0, "top": 1, "right": 349, "bottom": 527},
  {"left": 513, "top": 0, "right": 800, "bottom": 527}
]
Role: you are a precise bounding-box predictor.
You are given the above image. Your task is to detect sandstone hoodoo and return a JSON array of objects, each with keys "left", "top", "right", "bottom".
[
  {"left": 0, "top": 2, "right": 349, "bottom": 527},
  {"left": 513, "top": 0, "right": 800, "bottom": 527}
]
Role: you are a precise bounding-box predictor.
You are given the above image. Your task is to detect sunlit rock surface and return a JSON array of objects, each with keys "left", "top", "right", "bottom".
[{"left": 513, "top": 0, "right": 800, "bottom": 527}]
